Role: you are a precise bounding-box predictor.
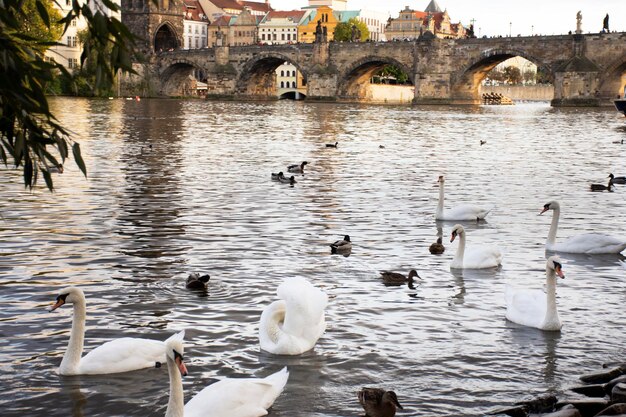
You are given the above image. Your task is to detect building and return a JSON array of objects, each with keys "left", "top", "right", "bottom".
[
  {"left": 259, "top": 10, "right": 312, "bottom": 99},
  {"left": 46, "top": 0, "right": 122, "bottom": 70},
  {"left": 183, "top": 0, "right": 209, "bottom": 49},
  {"left": 199, "top": 0, "right": 271, "bottom": 21},
  {"left": 385, "top": 1, "right": 466, "bottom": 41},
  {"left": 298, "top": 6, "right": 340, "bottom": 43},
  {"left": 334, "top": 9, "right": 389, "bottom": 42},
  {"left": 207, "top": 6, "right": 261, "bottom": 46},
  {"left": 307, "top": 0, "right": 347, "bottom": 11},
  {"left": 258, "top": 10, "right": 310, "bottom": 45}
]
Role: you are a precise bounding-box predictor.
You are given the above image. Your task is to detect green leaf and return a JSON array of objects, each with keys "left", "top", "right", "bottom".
[
  {"left": 24, "top": 158, "right": 33, "bottom": 189},
  {"left": 42, "top": 169, "right": 53, "bottom": 191},
  {"left": 35, "top": 0, "right": 50, "bottom": 28},
  {"left": 72, "top": 142, "right": 87, "bottom": 176}
]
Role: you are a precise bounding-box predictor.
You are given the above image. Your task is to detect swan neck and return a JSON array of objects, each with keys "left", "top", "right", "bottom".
[
  {"left": 547, "top": 207, "right": 560, "bottom": 246},
  {"left": 453, "top": 232, "right": 466, "bottom": 266},
  {"left": 545, "top": 269, "right": 558, "bottom": 322},
  {"left": 60, "top": 299, "right": 86, "bottom": 374},
  {"left": 261, "top": 302, "right": 285, "bottom": 345},
  {"left": 164, "top": 356, "right": 185, "bottom": 417},
  {"left": 437, "top": 181, "right": 444, "bottom": 216}
]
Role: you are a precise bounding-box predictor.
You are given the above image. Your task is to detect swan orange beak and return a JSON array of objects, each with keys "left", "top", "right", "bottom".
[
  {"left": 555, "top": 266, "right": 564, "bottom": 279},
  {"left": 539, "top": 207, "right": 549, "bottom": 215},
  {"left": 49, "top": 299, "right": 65, "bottom": 312},
  {"left": 175, "top": 356, "right": 188, "bottom": 376},
  {"left": 450, "top": 232, "right": 457, "bottom": 243}
]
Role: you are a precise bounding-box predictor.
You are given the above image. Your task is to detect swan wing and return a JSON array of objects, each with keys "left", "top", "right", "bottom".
[
  {"left": 441, "top": 204, "right": 491, "bottom": 221},
  {"left": 463, "top": 246, "right": 502, "bottom": 269},
  {"left": 78, "top": 337, "right": 166, "bottom": 374},
  {"left": 552, "top": 233, "right": 626, "bottom": 254},
  {"left": 505, "top": 285, "right": 546, "bottom": 329},
  {"left": 185, "top": 368, "right": 289, "bottom": 417}
]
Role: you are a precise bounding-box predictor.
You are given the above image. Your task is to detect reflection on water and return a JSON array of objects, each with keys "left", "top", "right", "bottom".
[{"left": 0, "top": 98, "right": 625, "bottom": 416}]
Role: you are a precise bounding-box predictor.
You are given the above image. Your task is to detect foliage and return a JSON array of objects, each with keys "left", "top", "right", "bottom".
[
  {"left": 19, "top": 0, "right": 64, "bottom": 50},
  {"left": 487, "top": 66, "right": 525, "bottom": 85},
  {"left": 0, "top": 0, "right": 146, "bottom": 190},
  {"left": 334, "top": 18, "right": 369, "bottom": 42},
  {"left": 372, "top": 65, "right": 410, "bottom": 85}
]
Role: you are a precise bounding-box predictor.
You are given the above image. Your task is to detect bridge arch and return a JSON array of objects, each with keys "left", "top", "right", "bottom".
[
  {"left": 154, "top": 23, "right": 179, "bottom": 53},
  {"left": 235, "top": 53, "right": 308, "bottom": 98},
  {"left": 338, "top": 56, "right": 414, "bottom": 101},
  {"left": 598, "top": 54, "right": 626, "bottom": 103},
  {"left": 159, "top": 59, "right": 204, "bottom": 96},
  {"left": 452, "top": 48, "right": 554, "bottom": 104}
]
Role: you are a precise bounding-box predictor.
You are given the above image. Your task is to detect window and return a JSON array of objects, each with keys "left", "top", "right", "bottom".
[
  {"left": 281, "top": 33, "right": 285, "bottom": 40},
  {"left": 292, "top": 81, "right": 296, "bottom": 88},
  {"left": 262, "top": 34, "right": 266, "bottom": 40},
  {"left": 280, "top": 70, "right": 284, "bottom": 76},
  {"left": 280, "top": 81, "right": 284, "bottom": 88},
  {"left": 68, "top": 58, "right": 77, "bottom": 69},
  {"left": 71, "top": 20, "right": 76, "bottom": 27}
]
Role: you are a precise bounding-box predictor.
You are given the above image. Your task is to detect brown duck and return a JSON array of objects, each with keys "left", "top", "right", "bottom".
[
  {"left": 358, "top": 387, "right": 403, "bottom": 417},
  {"left": 379, "top": 269, "right": 419, "bottom": 286},
  {"left": 429, "top": 237, "right": 445, "bottom": 254}
]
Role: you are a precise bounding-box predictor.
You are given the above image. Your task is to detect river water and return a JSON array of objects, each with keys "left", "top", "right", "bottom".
[{"left": 1, "top": 98, "right": 625, "bottom": 417}]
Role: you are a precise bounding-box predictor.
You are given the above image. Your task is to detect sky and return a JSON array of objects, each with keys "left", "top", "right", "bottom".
[{"left": 268, "top": 0, "right": 625, "bottom": 38}]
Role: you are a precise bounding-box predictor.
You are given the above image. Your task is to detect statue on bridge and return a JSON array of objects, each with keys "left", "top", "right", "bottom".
[
  {"left": 216, "top": 27, "right": 223, "bottom": 47},
  {"left": 602, "top": 13, "right": 609, "bottom": 33},
  {"left": 576, "top": 11, "right": 582, "bottom": 34},
  {"left": 315, "top": 20, "right": 323, "bottom": 43}
]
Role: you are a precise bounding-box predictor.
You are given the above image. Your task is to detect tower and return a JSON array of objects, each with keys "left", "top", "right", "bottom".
[{"left": 121, "top": 0, "right": 184, "bottom": 56}]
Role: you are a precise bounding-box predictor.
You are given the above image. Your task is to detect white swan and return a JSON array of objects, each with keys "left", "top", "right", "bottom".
[
  {"left": 505, "top": 256, "right": 565, "bottom": 331},
  {"left": 449, "top": 224, "right": 502, "bottom": 269},
  {"left": 540, "top": 201, "right": 626, "bottom": 254},
  {"left": 436, "top": 176, "right": 491, "bottom": 221},
  {"left": 163, "top": 333, "right": 289, "bottom": 417},
  {"left": 50, "top": 286, "right": 184, "bottom": 375},
  {"left": 259, "top": 277, "right": 327, "bottom": 355}
]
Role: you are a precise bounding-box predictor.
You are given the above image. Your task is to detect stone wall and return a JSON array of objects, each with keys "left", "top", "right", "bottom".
[
  {"left": 480, "top": 85, "right": 555, "bottom": 101},
  {"left": 368, "top": 85, "right": 415, "bottom": 104}
]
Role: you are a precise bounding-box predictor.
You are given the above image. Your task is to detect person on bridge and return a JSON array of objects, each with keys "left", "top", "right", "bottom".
[{"left": 602, "top": 13, "right": 609, "bottom": 33}]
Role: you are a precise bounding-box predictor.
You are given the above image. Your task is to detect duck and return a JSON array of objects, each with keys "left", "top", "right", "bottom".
[
  {"left": 505, "top": 256, "right": 564, "bottom": 331},
  {"left": 435, "top": 176, "right": 491, "bottom": 221},
  {"left": 379, "top": 269, "right": 419, "bottom": 286},
  {"left": 609, "top": 173, "right": 626, "bottom": 184},
  {"left": 449, "top": 224, "right": 502, "bottom": 269},
  {"left": 259, "top": 277, "right": 327, "bottom": 355},
  {"left": 50, "top": 287, "right": 184, "bottom": 375},
  {"left": 612, "top": 139, "right": 624, "bottom": 144},
  {"left": 357, "top": 387, "right": 403, "bottom": 417},
  {"left": 590, "top": 177, "right": 614, "bottom": 192},
  {"left": 330, "top": 235, "right": 352, "bottom": 254},
  {"left": 287, "top": 161, "right": 308, "bottom": 174},
  {"left": 540, "top": 201, "right": 626, "bottom": 254},
  {"left": 379, "top": 145, "right": 385, "bottom": 149},
  {"left": 271, "top": 171, "right": 284, "bottom": 181},
  {"left": 326, "top": 141, "right": 338, "bottom": 148},
  {"left": 162, "top": 332, "right": 289, "bottom": 417},
  {"left": 429, "top": 237, "right": 445, "bottom": 254},
  {"left": 480, "top": 140, "right": 487, "bottom": 146},
  {"left": 186, "top": 273, "right": 210, "bottom": 290},
  {"left": 278, "top": 175, "right": 296, "bottom": 185}
]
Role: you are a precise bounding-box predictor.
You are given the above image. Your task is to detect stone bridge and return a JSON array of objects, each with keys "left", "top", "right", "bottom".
[{"left": 139, "top": 32, "right": 626, "bottom": 106}]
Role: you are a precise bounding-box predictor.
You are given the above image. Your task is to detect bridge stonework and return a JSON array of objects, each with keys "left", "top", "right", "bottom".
[{"left": 126, "top": 32, "right": 626, "bottom": 106}]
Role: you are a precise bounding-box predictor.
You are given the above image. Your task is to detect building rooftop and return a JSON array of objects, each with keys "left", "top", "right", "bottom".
[
  {"left": 183, "top": 0, "right": 208, "bottom": 22},
  {"left": 424, "top": 0, "right": 442, "bottom": 13}
]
